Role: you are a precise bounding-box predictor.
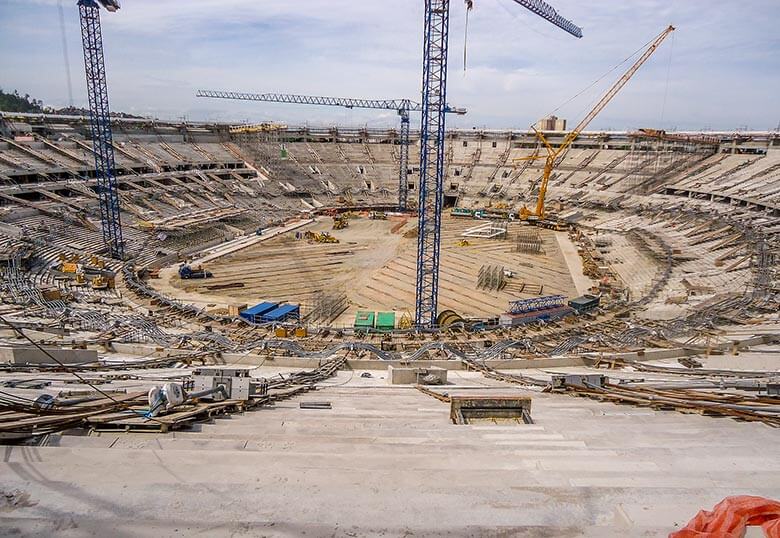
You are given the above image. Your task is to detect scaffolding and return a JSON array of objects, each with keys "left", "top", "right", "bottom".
[
  {"left": 515, "top": 229, "right": 542, "bottom": 254},
  {"left": 462, "top": 221, "right": 508, "bottom": 239},
  {"left": 508, "top": 295, "right": 566, "bottom": 314},
  {"left": 477, "top": 264, "right": 507, "bottom": 291},
  {"left": 303, "top": 290, "right": 349, "bottom": 325}
]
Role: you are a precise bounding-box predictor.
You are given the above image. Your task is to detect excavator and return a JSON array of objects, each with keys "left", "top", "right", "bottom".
[{"left": 514, "top": 25, "right": 675, "bottom": 223}]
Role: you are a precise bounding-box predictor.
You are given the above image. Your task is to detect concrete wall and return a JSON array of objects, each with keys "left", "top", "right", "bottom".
[
  {"left": 0, "top": 346, "right": 97, "bottom": 365},
  {"left": 387, "top": 365, "right": 447, "bottom": 385}
]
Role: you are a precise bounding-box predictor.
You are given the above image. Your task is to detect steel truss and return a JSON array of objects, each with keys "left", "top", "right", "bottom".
[
  {"left": 415, "top": 0, "right": 451, "bottom": 327},
  {"left": 78, "top": 0, "right": 124, "bottom": 259}
]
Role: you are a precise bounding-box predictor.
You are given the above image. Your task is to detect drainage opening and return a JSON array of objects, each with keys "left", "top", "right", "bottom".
[{"left": 450, "top": 396, "right": 533, "bottom": 425}]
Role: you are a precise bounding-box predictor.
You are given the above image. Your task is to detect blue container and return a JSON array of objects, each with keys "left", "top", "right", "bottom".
[
  {"left": 262, "top": 304, "right": 300, "bottom": 323},
  {"left": 240, "top": 302, "right": 279, "bottom": 322}
]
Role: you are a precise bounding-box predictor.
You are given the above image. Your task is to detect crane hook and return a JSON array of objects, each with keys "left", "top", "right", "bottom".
[{"left": 464, "top": 0, "right": 473, "bottom": 72}]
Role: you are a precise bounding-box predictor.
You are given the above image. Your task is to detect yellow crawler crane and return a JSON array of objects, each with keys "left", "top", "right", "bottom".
[{"left": 514, "top": 25, "right": 675, "bottom": 222}]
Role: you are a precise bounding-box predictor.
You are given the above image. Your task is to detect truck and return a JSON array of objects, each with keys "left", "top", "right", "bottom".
[
  {"left": 178, "top": 264, "right": 213, "bottom": 279},
  {"left": 451, "top": 207, "right": 486, "bottom": 219}
]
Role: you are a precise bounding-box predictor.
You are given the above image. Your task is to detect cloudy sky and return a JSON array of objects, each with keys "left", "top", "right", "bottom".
[{"left": 1, "top": 0, "right": 779, "bottom": 131}]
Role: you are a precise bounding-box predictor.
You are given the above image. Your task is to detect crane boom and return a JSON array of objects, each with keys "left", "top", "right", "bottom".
[
  {"left": 511, "top": 0, "right": 582, "bottom": 38},
  {"left": 198, "top": 90, "right": 421, "bottom": 112},
  {"left": 196, "top": 89, "right": 466, "bottom": 212},
  {"left": 196, "top": 90, "right": 466, "bottom": 115},
  {"left": 518, "top": 24, "right": 675, "bottom": 221},
  {"left": 555, "top": 25, "right": 675, "bottom": 157}
]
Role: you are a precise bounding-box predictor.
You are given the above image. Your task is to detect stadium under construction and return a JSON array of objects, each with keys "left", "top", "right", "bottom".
[{"left": 0, "top": 1, "right": 778, "bottom": 536}]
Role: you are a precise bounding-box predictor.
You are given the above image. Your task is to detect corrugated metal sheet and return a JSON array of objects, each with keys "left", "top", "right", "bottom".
[
  {"left": 354, "top": 311, "right": 375, "bottom": 329},
  {"left": 568, "top": 294, "right": 600, "bottom": 312},
  {"left": 262, "top": 304, "right": 300, "bottom": 322},
  {"left": 240, "top": 302, "right": 278, "bottom": 322},
  {"left": 375, "top": 311, "right": 395, "bottom": 330}
]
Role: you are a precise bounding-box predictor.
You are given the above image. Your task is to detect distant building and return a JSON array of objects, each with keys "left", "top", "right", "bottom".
[{"left": 535, "top": 115, "right": 567, "bottom": 131}]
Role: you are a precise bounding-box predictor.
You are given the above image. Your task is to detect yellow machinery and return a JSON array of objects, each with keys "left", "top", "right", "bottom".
[
  {"left": 398, "top": 311, "right": 414, "bottom": 330},
  {"left": 318, "top": 232, "right": 339, "bottom": 244},
  {"left": 91, "top": 275, "right": 109, "bottom": 290},
  {"left": 514, "top": 25, "right": 675, "bottom": 222},
  {"left": 228, "top": 122, "right": 287, "bottom": 134},
  {"left": 304, "top": 231, "right": 340, "bottom": 244},
  {"left": 274, "top": 326, "right": 289, "bottom": 338},
  {"left": 89, "top": 255, "right": 105, "bottom": 269},
  {"left": 456, "top": 239, "right": 471, "bottom": 247},
  {"left": 73, "top": 272, "right": 87, "bottom": 286},
  {"left": 61, "top": 262, "right": 79, "bottom": 274},
  {"left": 332, "top": 215, "right": 348, "bottom": 230}
]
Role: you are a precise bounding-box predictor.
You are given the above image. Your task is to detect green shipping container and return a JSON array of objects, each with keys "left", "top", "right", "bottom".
[
  {"left": 354, "top": 311, "right": 375, "bottom": 330},
  {"left": 375, "top": 311, "right": 396, "bottom": 331}
]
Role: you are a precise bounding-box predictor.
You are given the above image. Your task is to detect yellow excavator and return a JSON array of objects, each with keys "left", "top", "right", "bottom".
[{"left": 514, "top": 25, "right": 675, "bottom": 222}]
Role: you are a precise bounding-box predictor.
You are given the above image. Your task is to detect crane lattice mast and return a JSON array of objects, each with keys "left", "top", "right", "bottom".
[
  {"left": 414, "top": 0, "right": 582, "bottom": 327},
  {"left": 78, "top": 0, "right": 124, "bottom": 259}
]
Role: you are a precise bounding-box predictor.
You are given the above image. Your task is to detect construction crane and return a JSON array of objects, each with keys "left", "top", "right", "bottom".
[
  {"left": 515, "top": 25, "right": 676, "bottom": 222},
  {"left": 77, "top": 0, "right": 124, "bottom": 259},
  {"left": 414, "top": 0, "right": 582, "bottom": 327},
  {"left": 196, "top": 90, "right": 466, "bottom": 212}
]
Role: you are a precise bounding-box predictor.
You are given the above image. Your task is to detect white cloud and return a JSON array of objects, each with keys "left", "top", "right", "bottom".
[{"left": 1, "top": 0, "right": 778, "bottom": 130}]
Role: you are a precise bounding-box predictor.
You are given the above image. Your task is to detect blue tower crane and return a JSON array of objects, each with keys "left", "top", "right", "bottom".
[
  {"left": 78, "top": 0, "right": 124, "bottom": 259},
  {"left": 196, "top": 90, "right": 466, "bottom": 212},
  {"left": 414, "top": 0, "right": 582, "bottom": 327}
]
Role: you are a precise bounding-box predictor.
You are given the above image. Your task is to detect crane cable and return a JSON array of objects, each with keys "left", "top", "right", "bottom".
[
  {"left": 660, "top": 31, "right": 676, "bottom": 128},
  {"left": 57, "top": 0, "right": 75, "bottom": 108},
  {"left": 536, "top": 29, "right": 665, "bottom": 129},
  {"left": 0, "top": 315, "right": 165, "bottom": 423},
  {"left": 463, "top": 0, "right": 473, "bottom": 72}
]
